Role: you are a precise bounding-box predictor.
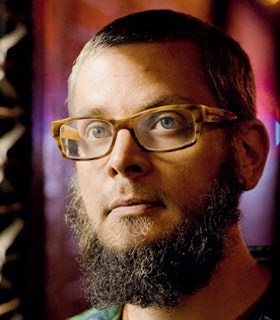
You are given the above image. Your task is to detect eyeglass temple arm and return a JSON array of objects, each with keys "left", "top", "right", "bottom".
[
  {"left": 60, "top": 125, "right": 80, "bottom": 140},
  {"left": 202, "top": 106, "right": 238, "bottom": 122},
  {"left": 52, "top": 123, "right": 80, "bottom": 141},
  {"left": 52, "top": 123, "right": 80, "bottom": 157}
]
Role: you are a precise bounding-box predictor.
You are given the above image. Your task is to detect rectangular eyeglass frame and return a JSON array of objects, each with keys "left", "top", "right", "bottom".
[{"left": 51, "top": 104, "right": 238, "bottom": 160}]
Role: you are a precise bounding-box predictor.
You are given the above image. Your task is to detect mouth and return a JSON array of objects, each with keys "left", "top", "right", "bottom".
[{"left": 108, "top": 199, "right": 165, "bottom": 217}]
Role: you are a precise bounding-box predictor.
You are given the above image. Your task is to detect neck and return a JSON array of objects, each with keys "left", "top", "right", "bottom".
[{"left": 123, "top": 226, "right": 271, "bottom": 320}]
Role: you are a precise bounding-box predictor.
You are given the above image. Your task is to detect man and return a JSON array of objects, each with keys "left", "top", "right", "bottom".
[{"left": 52, "top": 9, "right": 276, "bottom": 320}]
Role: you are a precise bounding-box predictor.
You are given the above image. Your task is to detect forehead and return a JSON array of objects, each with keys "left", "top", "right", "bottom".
[{"left": 71, "top": 41, "right": 217, "bottom": 117}]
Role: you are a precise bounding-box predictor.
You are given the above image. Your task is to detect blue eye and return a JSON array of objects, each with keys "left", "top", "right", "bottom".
[
  {"left": 154, "top": 114, "right": 182, "bottom": 131},
  {"left": 90, "top": 127, "right": 106, "bottom": 139},
  {"left": 160, "top": 117, "right": 175, "bottom": 129},
  {"left": 79, "top": 120, "right": 113, "bottom": 141}
]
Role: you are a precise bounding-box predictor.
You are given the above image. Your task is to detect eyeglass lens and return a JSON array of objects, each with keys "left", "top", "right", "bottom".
[{"left": 59, "top": 108, "right": 196, "bottom": 159}]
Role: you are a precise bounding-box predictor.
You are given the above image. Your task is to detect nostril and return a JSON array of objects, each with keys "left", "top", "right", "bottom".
[{"left": 125, "top": 164, "right": 143, "bottom": 173}]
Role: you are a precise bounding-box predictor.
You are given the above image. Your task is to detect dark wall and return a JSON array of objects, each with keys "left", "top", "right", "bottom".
[{"left": 0, "top": 1, "right": 43, "bottom": 319}]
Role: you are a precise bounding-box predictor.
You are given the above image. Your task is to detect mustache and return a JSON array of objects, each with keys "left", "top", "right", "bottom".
[{"left": 68, "top": 172, "right": 167, "bottom": 210}]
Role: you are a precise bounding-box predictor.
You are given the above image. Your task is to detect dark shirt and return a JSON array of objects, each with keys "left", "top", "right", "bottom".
[{"left": 68, "top": 276, "right": 279, "bottom": 320}]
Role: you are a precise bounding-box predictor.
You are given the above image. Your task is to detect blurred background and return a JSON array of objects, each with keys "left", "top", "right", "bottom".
[{"left": 0, "top": 0, "right": 279, "bottom": 319}]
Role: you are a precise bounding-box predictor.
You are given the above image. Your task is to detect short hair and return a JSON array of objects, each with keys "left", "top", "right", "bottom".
[{"left": 68, "top": 9, "right": 256, "bottom": 121}]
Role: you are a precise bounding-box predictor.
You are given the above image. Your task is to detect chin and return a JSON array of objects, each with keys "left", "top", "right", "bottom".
[{"left": 98, "top": 215, "right": 177, "bottom": 251}]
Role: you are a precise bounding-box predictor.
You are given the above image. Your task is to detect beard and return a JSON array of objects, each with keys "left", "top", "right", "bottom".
[{"left": 66, "top": 158, "right": 243, "bottom": 310}]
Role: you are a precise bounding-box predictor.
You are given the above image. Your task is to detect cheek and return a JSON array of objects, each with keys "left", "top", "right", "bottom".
[
  {"left": 154, "top": 142, "right": 225, "bottom": 206},
  {"left": 76, "top": 161, "right": 104, "bottom": 193},
  {"left": 77, "top": 165, "right": 91, "bottom": 199},
  {"left": 156, "top": 162, "right": 208, "bottom": 211},
  {"left": 76, "top": 164, "right": 105, "bottom": 219}
]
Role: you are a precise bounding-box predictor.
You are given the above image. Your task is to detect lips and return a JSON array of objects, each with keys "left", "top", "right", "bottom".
[{"left": 108, "top": 199, "right": 164, "bottom": 217}]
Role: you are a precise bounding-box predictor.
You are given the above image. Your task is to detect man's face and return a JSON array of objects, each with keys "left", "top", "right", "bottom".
[
  {"left": 68, "top": 41, "right": 243, "bottom": 308},
  {"left": 72, "top": 41, "right": 229, "bottom": 250}
]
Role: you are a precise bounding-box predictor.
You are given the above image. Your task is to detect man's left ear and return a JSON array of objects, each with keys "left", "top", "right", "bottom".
[{"left": 234, "top": 119, "right": 269, "bottom": 191}]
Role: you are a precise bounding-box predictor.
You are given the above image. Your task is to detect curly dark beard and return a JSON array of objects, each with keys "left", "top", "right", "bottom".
[{"left": 66, "top": 159, "right": 243, "bottom": 310}]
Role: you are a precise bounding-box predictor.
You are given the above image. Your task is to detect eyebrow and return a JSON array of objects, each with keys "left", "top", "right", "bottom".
[
  {"left": 73, "top": 94, "right": 197, "bottom": 117},
  {"left": 73, "top": 106, "right": 107, "bottom": 117},
  {"left": 144, "top": 94, "right": 196, "bottom": 109}
]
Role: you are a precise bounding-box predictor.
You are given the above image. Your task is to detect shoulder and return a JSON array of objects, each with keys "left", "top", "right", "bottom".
[{"left": 67, "top": 305, "right": 122, "bottom": 320}]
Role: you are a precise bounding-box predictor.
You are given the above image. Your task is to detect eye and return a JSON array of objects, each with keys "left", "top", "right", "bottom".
[
  {"left": 89, "top": 126, "right": 106, "bottom": 139},
  {"left": 135, "top": 109, "right": 195, "bottom": 143},
  {"left": 153, "top": 112, "right": 184, "bottom": 131},
  {"left": 79, "top": 120, "right": 113, "bottom": 141},
  {"left": 158, "top": 117, "right": 175, "bottom": 129}
]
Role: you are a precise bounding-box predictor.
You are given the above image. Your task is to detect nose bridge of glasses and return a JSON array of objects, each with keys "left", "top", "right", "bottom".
[
  {"left": 112, "top": 116, "right": 138, "bottom": 141},
  {"left": 111, "top": 116, "right": 145, "bottom": 152},
  {"left": 114, "top": 115, "right": 136, "bottom": 129}
]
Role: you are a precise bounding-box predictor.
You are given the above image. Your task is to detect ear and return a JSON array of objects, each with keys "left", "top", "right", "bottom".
[{"left": 234, "top": 119, "right": 269, "bottom": 191}]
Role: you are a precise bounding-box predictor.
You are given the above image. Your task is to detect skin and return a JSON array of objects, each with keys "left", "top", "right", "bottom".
[
  {"left": 72, "top": 41, "right": 227, "bottom": 249},
  {"left": 71, "top": 41, "right": 271, "bottom": 319}
]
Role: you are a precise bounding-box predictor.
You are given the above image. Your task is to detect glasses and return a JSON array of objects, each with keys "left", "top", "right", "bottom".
[{"left": 52, "top": 104, "right": 238, "bottom": 161}]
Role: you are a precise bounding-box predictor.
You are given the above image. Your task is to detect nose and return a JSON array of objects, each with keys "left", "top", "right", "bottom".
[{"left": 106, "top": 129, "right": 152, "bottom": 178}]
